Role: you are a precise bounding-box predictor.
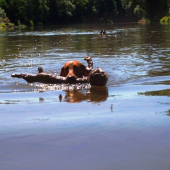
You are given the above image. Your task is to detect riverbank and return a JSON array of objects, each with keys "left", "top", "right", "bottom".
[{"left": 0, "top": 17, "right": 27, "bottom": 29}]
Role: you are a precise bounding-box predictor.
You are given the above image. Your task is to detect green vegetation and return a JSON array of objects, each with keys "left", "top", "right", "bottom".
[
  {"left": 121, "top": 0, "right": 170, "bottom": 22},
  {"left": 0, "top": 0, "right": 170, "bottom": 26},
  {"left": 160, "top": 16, "right": 170, "bottom": 24},
  {"left": 0, "top": 6, "right": 5, "bottom": 27}
]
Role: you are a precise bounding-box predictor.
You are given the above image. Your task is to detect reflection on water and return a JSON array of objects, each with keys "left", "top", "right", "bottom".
[
  {"left": 139, "top": 89, "right": 170, "bottom": 96},
  {"left": 0, "top": 83, "right": 108, "bottom": 104},
  {"left": 166, "top": 110, "right": 170, "bottom": 116},
  {"left": 64, "top": 86, "right": 108, "bottom": 103},
  {"left": 148, "top": 69, "right": 170, "bottom": 77}
]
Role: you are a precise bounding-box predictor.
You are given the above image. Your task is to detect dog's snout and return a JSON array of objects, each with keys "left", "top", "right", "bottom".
[{"left": 66, "top": 75, "right": 77, "bottom": 83}]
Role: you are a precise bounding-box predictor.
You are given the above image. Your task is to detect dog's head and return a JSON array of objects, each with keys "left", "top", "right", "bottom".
[
  {"left": 60, "top": 60, "right": 88, "bottom": 83},
  {"left": 100, "top": 29, "right": 106, "bottom": 35}
]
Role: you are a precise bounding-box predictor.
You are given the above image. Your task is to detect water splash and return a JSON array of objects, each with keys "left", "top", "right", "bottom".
[{"left": 31, "top": 83, "right": 91, "bottom": 91}]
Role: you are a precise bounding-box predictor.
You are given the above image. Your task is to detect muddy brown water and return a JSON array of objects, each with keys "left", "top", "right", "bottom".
[{"left": 1, "top": 23, "right": 170, "bottom": 170}]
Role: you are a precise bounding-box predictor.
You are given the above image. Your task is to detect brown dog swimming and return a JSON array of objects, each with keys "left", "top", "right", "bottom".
[
  {"left": 60, "top": 60, "right": 88, "bottom": 83},
  {"left": 11, "top": 58, "right": 108, "bottom": 86}
]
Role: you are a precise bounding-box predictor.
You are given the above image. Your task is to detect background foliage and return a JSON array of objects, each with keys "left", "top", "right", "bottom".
[
  {"left": 0, "top": 0, "right": 170, "bottom": 25},
  {"left": 121, "top": 0, "right": 170, "bottom": 22}
]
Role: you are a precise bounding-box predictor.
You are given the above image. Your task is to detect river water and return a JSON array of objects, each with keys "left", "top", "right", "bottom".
[{"left": 1, "top": 23, "right": 170, "bottom": 170}]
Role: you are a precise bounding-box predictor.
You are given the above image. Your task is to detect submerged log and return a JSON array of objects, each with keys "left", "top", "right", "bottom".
[
  {"left": 87, "top": 68, "right": 108, "bottom": 86},
  {"left": 11, "top": 68, "right": 108, "bottom": 86},
  {"left": 11, "top": 72, "right": 88, "bottom": 84},
  {"left": 84, "top": 56, "right": 108, "bottom": 86}
]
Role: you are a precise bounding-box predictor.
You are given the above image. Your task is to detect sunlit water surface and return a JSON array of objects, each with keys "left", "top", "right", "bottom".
[{"left": 1, "top": 23, "right": 170, "bottom": 170}]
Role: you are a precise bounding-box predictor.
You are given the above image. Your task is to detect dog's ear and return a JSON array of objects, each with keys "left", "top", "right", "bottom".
[
  {"left": 60, "top": 67, "right": 65, "bottom": 76},
  {"left": 81, "top": 64, "right": 89, "bottom": 77}
]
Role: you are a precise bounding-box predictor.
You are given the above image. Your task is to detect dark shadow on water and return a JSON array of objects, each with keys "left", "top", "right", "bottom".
[
  {"left": 138, "top": 89, "right": 170, "bottom": 96},
  {"left": 64, "top": 86, "right": 108, "bottom": 103},
  {"left": 166, "top": 110, "right": 170, "bottom": 116},
  {"left": 148, "top": 70, "right": 170, "bottom": 77}
]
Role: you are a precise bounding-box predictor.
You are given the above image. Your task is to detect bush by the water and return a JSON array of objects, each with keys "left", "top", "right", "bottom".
[{"left": 160, "top": 16, "right": 170, "bottom": 23}]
